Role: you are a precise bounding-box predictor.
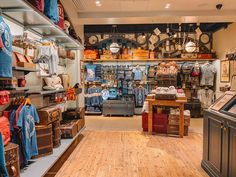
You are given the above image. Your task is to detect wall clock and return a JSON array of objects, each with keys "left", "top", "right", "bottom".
[
  {"left": 199, "top": 33, "right": 211, "bottom": 45},
  {"left": 136, "top": 34, "right": 147, "bottom": 45},
  {"left": 88, "top": 35, "right": 99, "bottom": 45}
]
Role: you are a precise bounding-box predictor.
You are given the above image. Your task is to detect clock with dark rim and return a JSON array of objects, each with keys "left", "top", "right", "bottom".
[
  {"left": 136, "top": 34, "right": 147, "bottom": 45},
  {"left": 199, "top": 33, "right": 211, "bottom": 45},
  {"left": 88, "top": 35, "right": 99, "bottom": 45}
]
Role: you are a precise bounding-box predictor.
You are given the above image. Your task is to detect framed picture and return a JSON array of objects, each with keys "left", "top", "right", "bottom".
[{"left": 221, "top": 60, "right": 230, "bottom": 82}]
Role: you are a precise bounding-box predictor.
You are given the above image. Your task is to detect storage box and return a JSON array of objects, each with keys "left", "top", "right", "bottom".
[
  {"left": 52, "top": 120, "right": 61, "bottom": 148},
  {"left": 153, "top": 113, "right": 168, "bottom": 133},
  {"left": 33, "top": 124, "right": 53, "bottom": 158},
  {"left": 167, "top": 125, "right": 189, "bottom": 136},
  {"left": 4, "top": 143, "right": 20, "bottom": 177},
  {"left": 60, "top": 120, "right": 78, "bottom": 138},
  {"left": 168, "top": 114, "right": 190, "bottom": 126}
]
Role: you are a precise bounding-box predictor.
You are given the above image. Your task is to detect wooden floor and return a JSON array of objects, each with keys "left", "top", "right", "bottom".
[{"left": 55, "top": 131, "right": 208, "bottom": 177}]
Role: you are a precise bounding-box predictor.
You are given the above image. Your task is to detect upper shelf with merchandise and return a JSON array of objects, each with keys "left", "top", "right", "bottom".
[
  {"left": 0, "top": 0, "right": 84, "bottom": 50},
  {"left": 82, "top": 58, "right": 217, "bottom": 62}
]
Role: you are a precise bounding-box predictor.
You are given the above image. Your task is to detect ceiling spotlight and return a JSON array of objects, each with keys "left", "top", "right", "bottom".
[
  {"left": 165, "top": 3, "right": 171, "bottom": 9},
  {"left": 95, "top": 0, "right": 102, "bottom": 6}
]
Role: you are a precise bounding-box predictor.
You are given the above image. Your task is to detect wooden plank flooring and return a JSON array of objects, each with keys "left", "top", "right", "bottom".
[{"left": 55, "top": 131, "right": 208, "bottom": 177}]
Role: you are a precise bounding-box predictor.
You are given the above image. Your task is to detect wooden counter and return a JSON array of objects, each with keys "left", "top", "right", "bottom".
[{"left": 146, "top": 99, "right": 187, "bottom": 138}]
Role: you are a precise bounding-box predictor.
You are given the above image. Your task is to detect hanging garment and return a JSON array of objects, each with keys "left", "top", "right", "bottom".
[
  {"left": 0, "top": 133, "right": 8, "bottom": 177},
  {"left": 57, "top": 2, "right": 65, "bottom": 30},
  {"left": 44, "top": 0, "right": 59, "bottom": 23},
  {"left": 101, "top": 89, "right": 109, "bottom": 100},
  {"left": 134, "top": 87, "right": 148, "bottom": 107},
  {"left": 197, "top": 89, "right": 215, "bottom": 109},
  {"left": 133, "top": 67, "right": 143, "bottom": 81},
  {"left": 0, "top": 116, "right": 10, "bottom": 146},
  {"left": 0, "top": 16, "right": 12, "bottom": 78},
  {"left": 85, "top": 64, "right": 97, "bottom": 82},
  {"left": 27, "top": 0, "right": 44, "bottom": 12},
  {"left": 200, "top": 63, "right": 217, "bottom": 86},
  {"left": 17, "top": 105, "right": 39, "bottom": 164},
  {"left": 37, "top": 45, "right": 59, "bottom": 75}
]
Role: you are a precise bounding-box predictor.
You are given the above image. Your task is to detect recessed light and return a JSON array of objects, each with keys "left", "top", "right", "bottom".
[
  {"left": 165, "top": 3, "right": 171, "bottom": 9},
  {"left": 95, "top": 0, "right": 102, "bottom": 6}
]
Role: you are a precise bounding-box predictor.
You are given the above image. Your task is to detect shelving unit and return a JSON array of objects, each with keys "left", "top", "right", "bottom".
[
  {"left": 13, "top": 66, "right": 39, "bottom": 74},
  {"left": 82, "top": 58, "right": 217, "bottom": 62},
  {"left": 27, "top": 89, "right": 66, "bottom": 95},
  {"left": 0, "top": 0, "right": 83, "bottom": 50}
]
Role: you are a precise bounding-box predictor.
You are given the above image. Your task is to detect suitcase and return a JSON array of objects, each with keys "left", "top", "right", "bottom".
[
  {"left": 63, "top": 107, "right": 84, "bottom": 120},
  {"left": 52, "top": 121, "right": 61, "bottom": 148},
  {"left": 2, "top": 143, "right": 20, "bottom": 177},
  {"left": 167, "top": 125, "right": 189, "bottom": 136},
  {"left": 102, "top": 100, "right": 134, "bottom": 116},
  {"left": 142, "top": 112, "right": 148, "bottom": 132},
  {"left": 184, "top": 98, "right": 202, "bottom": 118},
  {"left": 153, "top": 113, "right": 168, "bottom": 133},
  {"left": 60, "top": 120, "right": 78, "bottom": 139},
  {"left": 37, "top": 106, "right": 61, "bottom": 125},
  {"left": 33, "top": 124, "right": 53, "bottom": 158},
  {"left": 168, "top": 114, "right": 190, "bottom": 126}
]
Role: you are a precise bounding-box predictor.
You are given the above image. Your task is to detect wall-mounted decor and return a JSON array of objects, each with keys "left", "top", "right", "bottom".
[{"left": 221, "top": 60, "right": 230, "bottom": 82}]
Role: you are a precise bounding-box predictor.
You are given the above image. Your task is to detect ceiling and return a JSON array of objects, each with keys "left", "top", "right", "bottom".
[
  {"left": 84, "top": 23, "right": 230, "bottom": 34},
  {"left": 73, "top": 0, "right": 236, "bottom": 12}
]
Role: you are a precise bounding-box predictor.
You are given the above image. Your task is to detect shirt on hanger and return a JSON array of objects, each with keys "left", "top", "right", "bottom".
[
  {"left": 86, "top": 64, "right": 97, "bottom": 82},
  {"left": 134, "top": 87, "right": 148, "bottom": 107},
  {"left": 101, "top": 89, "right": 110, "bottom": 100},
  {"left": 133, "top": 67, "right": 143, "bottom": 81},
  {"left": 17, "top": 105, "right": 39, "bottom": 163},
  {"left": 200, "top": 63, "right": 216, "bottom": 86},
  {"left": 0, "top": 16, "right": 12, "bottom": 78},
  {"left": 197, "top": 89, "right": 215, "bottom": 109}
]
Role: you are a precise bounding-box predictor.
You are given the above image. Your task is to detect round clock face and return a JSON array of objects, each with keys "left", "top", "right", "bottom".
[
  {"left": 185, "top": 41, "right": 197, "bottom": 53},
  {"left": 200, "top": 33, "right": 210, "bottom": 44},
  {"left": 88, "top": 35, "right": 98, "bottom": 45},
  {"left": 137, "top": 35, "right": 147, "bottom": 45}
]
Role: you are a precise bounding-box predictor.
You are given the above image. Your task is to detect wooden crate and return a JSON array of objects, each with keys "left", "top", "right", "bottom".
[
  {"left": 33, "top": 124, "right": 53, "bottom": 158},
  {"left": 167, "top": 125, "right": 189, "bottom": 136}
]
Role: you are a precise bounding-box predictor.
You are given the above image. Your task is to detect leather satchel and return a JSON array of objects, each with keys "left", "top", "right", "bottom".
[{"left": 0, "top": 116, "right": 10, "bottom": 145}]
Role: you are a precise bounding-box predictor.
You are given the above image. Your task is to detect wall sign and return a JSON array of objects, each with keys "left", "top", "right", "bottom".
[{"left": 221, "top": 60, "right": 230, "bottom": 82}]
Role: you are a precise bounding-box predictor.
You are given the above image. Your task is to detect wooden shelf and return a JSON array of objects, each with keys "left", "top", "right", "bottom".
[
  {"left": 27, "top": 89, "right": 65, "bottom": 95},
  {"left": 82, "top": 58, "right": 218, "bottom": 62},
  {"left": 0, "top": 0, "right": 83, "bottom": 50},
  {"left": 13, "top": 66, "right": 39, "bottom": 73}
]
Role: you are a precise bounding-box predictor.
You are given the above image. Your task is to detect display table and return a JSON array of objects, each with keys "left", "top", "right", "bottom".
[{"left": 147, "top": 99, "right": 187, "bottom": 138}]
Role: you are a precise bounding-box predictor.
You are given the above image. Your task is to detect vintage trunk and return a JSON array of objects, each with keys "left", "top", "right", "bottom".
[
  {"left": 52, "top": 121, "right": 61, "bottom": 148},
  {"left": 63, "top": 107, "right": 85, "bottom": 120},
  {"left": 167, "top": 125, "right": 189, "bottom": 136},
  {"left": 60, "top": 120, "right": 78, "bottom": 139},
  {"left": 33, "top": 124, "right": 53, "bottom": 158},
  {"left": 2, "top": 143, "right": 20, "bottom": 177},
  {"left": 37, "top": 106, "right": 61, "bottom": 125}
]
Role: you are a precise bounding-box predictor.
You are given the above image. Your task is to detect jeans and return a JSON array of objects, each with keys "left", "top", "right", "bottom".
[{"left": 0, "top": 133, "right": 9, "bottom": 177}]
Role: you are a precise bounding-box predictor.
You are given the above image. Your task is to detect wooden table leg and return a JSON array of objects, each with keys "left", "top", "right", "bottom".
[
  {"left": 148, "top": 101, "right": 153, "bottom": 133},
  {"left": 179, "top": 104, "right": 184, "bottom": 138}
]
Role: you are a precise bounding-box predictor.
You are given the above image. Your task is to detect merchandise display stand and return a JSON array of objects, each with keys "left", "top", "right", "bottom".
[{"left": 147, "top": 98, "right": 187, "bottom": 138}]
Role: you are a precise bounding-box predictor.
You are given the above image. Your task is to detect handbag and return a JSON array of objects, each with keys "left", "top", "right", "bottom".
[
  {"left": 0, "top": 116, "right": 10, "bottom": 145},
  {"left": 0, "top": 91, "right": 10, "bottom": 105}
]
